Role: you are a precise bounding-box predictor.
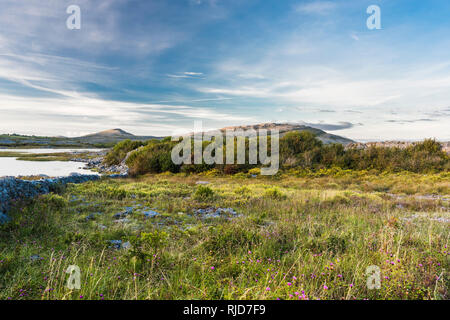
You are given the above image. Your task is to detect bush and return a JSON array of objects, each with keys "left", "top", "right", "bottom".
[
  {"left": 126, "top": 140, "right": 180, "bottom": 176},
  {"left": 104, "top": 139, "right": 146, "bottom": 166},
  {"left": 194, "top": 185, "right": 214, "bottom": 200},
  {"left": 106, "top": 132, "right": 449, "bottom": 177},
  {"left": 263, "top": 187, "right": 286, "bottom": 200}
]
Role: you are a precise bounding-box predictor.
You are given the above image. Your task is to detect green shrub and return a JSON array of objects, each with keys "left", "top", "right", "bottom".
[
  {"left": 194, "top": 185, "right": 214, "bottom": 200},
  {"left": 104, "top": 139, "right": 146, "bottom": 166},
  {"left": 263, "top": 187, "right": 286, "bottom": 200}
]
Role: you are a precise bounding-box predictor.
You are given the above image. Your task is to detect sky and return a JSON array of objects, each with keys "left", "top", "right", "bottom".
[{"left": 0, "top": 0, "right": 449, "bottom": 141}]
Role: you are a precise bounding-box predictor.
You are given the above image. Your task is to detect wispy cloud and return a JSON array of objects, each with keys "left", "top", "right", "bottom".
[
  {"left": 300, "top": 121, "right": 359, "bottom": 131},
  {"left": 295, "top": 1, "right": 337, "bottom": 15}
]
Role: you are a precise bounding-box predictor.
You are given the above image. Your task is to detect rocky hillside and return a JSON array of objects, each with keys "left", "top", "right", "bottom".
[{"left": 216, "top": 123, "right": 354, "bottom": 145}]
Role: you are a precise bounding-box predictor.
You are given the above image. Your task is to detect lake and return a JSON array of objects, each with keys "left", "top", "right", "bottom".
[{"left": 0, "top": 148, "right": 102, "bottom": 177}]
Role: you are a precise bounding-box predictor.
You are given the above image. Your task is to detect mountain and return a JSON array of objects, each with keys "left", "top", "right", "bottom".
[
  {"left": 82, "top": 128, "right": 135, "bottom": 138},
  {"left": 216, "top": 122, "right": 354, "bottom": 145},
  {"left": 75, "top": 129, "right": 160, "bottom": 145}
]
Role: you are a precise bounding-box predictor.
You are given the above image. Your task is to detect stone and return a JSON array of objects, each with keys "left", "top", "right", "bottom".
[
  {"left": 30, "top": 255, "right": 42, "bottom": 261},
  {"left": 85, "top": 212, "right": 102, "bottom": 221},
  {"left": 195, "top": 181, "right": 210, "bottom": 185},
  {"left": 143, "top": 210, "right": 160, "bottom": 218}
]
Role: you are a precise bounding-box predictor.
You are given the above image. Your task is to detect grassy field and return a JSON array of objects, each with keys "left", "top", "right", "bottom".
[{"left": 0, "top": 170, "right": 448, "bottom": 300}]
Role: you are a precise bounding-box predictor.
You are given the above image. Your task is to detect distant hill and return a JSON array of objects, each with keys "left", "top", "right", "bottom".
[
  {"left": 82, "top": 128, "right": 135, "bottom": 138},
  {"left": 0, "top": 124, "right": 353, "bottom": 148},
  {"left": 216, "top": 122, "right": 354, "bottom": 145},
  {"left": 74, "top": 129, "right": 161, "bottom": 145},
  {"left": 0, "top": 129, "right": 161, "bottom": 148}
]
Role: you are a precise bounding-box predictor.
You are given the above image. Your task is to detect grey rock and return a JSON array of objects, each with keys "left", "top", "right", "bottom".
[
  {"left": 30, "top": 255, "right": 42, "bottom": 261},
  {"left": 113, "top": 207, "right": 133, "bottom": 219},
  {"left": 143, "top": 210, "right": 160, "bottom": 218},
  {"left": 0, "top": 174, "right": 100, "bottom": 223},
  {"left": 108, "top": 240, "right": 131, "bottom": 250},
  {"left": 85, "top": 212, "right": 102, "bottom": 221},
  {"left": 194, "top": 207, "right": 239, "bottom": 219},
  {"left": 195, "top": 181, "right": 210, "bottom": 185},
  {"left": 114, "top": 218, "right": 130, "bottom": 224},
  {"left": 122, "top": 241, "right": 131, "bottom": 250}
]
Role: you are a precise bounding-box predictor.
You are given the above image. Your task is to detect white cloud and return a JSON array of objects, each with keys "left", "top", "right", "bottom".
[{"left": 295, "top": 1, "right": 337, "bottom": 15}]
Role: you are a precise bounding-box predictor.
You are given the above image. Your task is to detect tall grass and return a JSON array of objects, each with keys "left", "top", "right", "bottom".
[{"left": 0, "top": 172, "right": 448, "bottom": 300}]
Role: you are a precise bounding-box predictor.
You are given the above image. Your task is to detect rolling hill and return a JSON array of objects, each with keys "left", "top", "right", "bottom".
[{"left": 0, "top": 123, "right": 353, "bottom": 148}]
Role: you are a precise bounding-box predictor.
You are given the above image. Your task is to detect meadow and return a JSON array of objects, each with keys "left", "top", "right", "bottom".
[{"left": 0, "top": 169, "right": 448, "bottom": 300}]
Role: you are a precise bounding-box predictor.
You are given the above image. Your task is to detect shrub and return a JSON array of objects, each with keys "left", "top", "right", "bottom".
[
  {"left": 194, "top": 185, "right": 214, "bottom": 200},
  {"left": 263, "top": 187, "right": 286, "bottom": 200},
  {"left": 103, "top": 139, "right": 146, "bottom": 166}
]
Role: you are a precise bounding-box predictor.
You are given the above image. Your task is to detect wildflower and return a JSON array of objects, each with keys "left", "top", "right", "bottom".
[
  {"left": 79, "top": 295, "right": 84, "bottom": 299},
  {"left": 211, "top": 266, "right": 215, "bottom": 270},
  {"left": 265, "top": 287, "right": 271, "bottom": 291},
  {"left": 349, "top": 283, "right": 354, "bottom": 288},
  {"left": 323, "top": 285, "right": 328, "bottom": 290},
  {"left": 287, "top": 282, "right": 292, "bottom": 286}
]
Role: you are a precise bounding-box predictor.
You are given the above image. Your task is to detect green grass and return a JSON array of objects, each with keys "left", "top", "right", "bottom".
[
  {"left": 0, "top": 151, "right": 98, "bottom": 162},
  {"left": 0, "top": 172, "right": 448, "bottom": 300}
]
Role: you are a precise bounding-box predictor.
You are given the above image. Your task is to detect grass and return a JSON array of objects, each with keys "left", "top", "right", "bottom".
[
  {"left": 0, "top": 151, "right": 97, "bottom": 162},
  {"left": 0, "top": 171, "right": 448, "bottom": 300}
]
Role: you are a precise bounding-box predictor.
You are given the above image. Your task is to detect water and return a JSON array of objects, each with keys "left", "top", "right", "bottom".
[{"left": 0, "top": 148, "right": 101, "bottom": 177}]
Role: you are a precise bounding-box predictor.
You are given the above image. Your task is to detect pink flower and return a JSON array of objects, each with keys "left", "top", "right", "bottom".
[
  {"left": 265, "top": 287, "right": 271, "bottom": 291},
  {"left": 287, "top": 282, "right": 292, "bottom": 286},
  {"left": 210, "top": 266, "right": 215, "bottom": 270},
  {"left": 323, "top": 285, "right": 328, "bottom": 290}
]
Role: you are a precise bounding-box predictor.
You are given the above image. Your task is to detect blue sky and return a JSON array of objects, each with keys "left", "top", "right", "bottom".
[{"left": 0, "top": 0, "right": 449, "bottom": 140}]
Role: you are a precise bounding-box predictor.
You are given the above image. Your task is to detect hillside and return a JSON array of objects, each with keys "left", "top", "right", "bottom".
[
  {"left": 217, "top": 123, "right": 354, "bottom": 145},
  {"left": 0, "top": 129, "right": 161, "bottom": 148},
  {"left": 76, "top": 129, "right": 159, "bottom": 145}
]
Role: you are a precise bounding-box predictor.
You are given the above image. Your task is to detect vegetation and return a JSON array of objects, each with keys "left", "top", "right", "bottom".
[
  {"left": 103, "top": 140, "right": 146, "bottom": 166},
  {"left": 0, "top": 133, "right": 448, "bottom": 300},
  {"left": 0, "top": 133, "right": 115, "bottom": 148},
  {"left": 0, "top": 151, "right": 98, "bottom": 162},
  {"left": 0, "top": 172, "right": 448, "bottom": 300},
  {"left": 105, "top": 132, "right": 449, "bottom": 176}
]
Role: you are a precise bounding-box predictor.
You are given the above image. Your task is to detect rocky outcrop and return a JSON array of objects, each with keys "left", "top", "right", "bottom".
[
  {"left": 71, "top": 155, "right": 129, "bottom": 175},
  {"left": 0, "top": 173, "right": 100, "bottom": 224}
]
